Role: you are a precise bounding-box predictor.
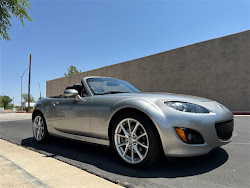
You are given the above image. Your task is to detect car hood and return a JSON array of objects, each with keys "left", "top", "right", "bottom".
[{"left": 110, "top": 92, "right": 213, "bottom": 103}]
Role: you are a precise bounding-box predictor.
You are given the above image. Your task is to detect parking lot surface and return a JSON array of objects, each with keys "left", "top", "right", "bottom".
[{"left": 0, "top": 112, "right": 249, "bottom": 188}]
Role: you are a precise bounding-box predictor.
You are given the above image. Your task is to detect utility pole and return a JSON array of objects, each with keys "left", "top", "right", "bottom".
[
  {"left": 17, "top": 68, "right": 28, "bottom": 112},
  {"left": 28, "top": 54, "right": 31, "bottom": 112},
  {"left": 38, "top": 82, "right": 42, "bottom": 99},
  {"left": 13, "top": 97, "right": 15, "bottom": 107}
]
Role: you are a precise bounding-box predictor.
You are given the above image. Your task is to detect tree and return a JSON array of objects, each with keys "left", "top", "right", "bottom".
[
  {"left": 64, "top": 65, "right": 82, "bottom": 76},
  {"left": 0, "top": 95, "right": 12, "bottom": 108},
  {"left": 0, "top": 0, "right": 32, "bottom": 40},
  {"left": 22, "top": 93, "right": 35, "bottom": 102},
  {"left": 7, "top": 103, "right": 14, "bottom": 109}
]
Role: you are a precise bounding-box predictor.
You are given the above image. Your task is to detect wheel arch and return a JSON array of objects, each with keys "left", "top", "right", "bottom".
[
  {"left": 32, "top": 109, "right": 44, "bottom": 121},
  {"left": 108, "top": 107, "right": 163, "bottom": 152}
]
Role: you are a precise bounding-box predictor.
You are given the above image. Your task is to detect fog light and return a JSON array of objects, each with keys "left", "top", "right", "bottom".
[
  {"left": 175, "top": 127, "right": 205, "bottom": 144},
  {"left": 175, "top": 128, "right": 188, "bottom": 143}
]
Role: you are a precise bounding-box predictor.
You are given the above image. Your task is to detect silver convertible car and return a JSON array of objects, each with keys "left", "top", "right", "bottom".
[{"left": 32, "top": 77, "right": 234, "bottom": 167}]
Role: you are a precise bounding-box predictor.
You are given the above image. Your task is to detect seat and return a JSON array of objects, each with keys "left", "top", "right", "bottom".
[
  {"left": 73, "top": 84, "right": 83, "bottom": 95},
  {"left": 65, "top": 84, "right": 87, "bottom": 97},
  {"left": 66, "top": 85, "right": 74, "bottom": 90}
]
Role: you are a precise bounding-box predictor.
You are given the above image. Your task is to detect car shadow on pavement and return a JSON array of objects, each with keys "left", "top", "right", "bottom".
[{"left": 21, "top": 136, "right": 229, "bottom": 178}]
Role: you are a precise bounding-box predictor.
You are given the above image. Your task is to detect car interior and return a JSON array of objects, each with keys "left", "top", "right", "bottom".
[
  {"left": 49, "top": 83, "right": 87, "bottom": 98},
  {"left": 65, "top": 83, "right": 88, "bottom": 97}
]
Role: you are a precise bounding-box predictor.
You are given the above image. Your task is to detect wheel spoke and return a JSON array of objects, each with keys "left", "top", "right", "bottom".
[
  {"left": 116, "top": 142, "right": 127, "bottom": 148},
  {"left": 131, "top": 147, "right": 134, "bottom": 163},
  {"left": 127, "top": 120, "right": 132, "bottom": 133},
  {"left": 34, "top": 123, "right": 37, "bottom": 129},
  {"left": 131, "top": 122, "right": 140, "bottom": 135},
  {"left": 137, "top": 141, "right": 148, "bottom": 149},
  {"left": 36, "top": 130, "right": 39, "bottom": 139},
  {"left": 123, "top": 144, "right": 129, "bottom": 157},
  {"left": 133, "top": 145, "right": 143, "bottom": 160},
  {"left": 34, "top": 129, "right": 37, "bottom": 138},
  {"left": 34, "top": 120, "right": 39, "bottom": 128},
  {"left": 40, "top": 130, "right": 44, "bottom": 137},
  {"left": 38, "top": 132, "right": 41, "bottom": 140},
  {"left": 38, "top": 117, "right": 42, "bottom": 126},
  {"left": 136, "top": 133, "right": 146, "bottom": 140},
  {"left": 119, "top": 124, "right": 129, "bottom": 137},
  {"left": 115, "top": 133, "right": 127, "bottom": 138}
]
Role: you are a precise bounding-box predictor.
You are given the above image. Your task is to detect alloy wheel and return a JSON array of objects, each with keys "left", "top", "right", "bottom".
[
  {"left": 114, "top": 118, "right": 149, "bottom": 164},
  {"left": 33, "top": 116, "right": 45, "bottom": 141}
]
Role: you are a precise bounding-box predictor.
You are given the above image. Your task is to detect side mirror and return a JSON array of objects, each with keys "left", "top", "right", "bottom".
[
  {"left": 64, "top": 89, "right": 78, "bottom": 98},
  {"left": 75, "top": 94, "right": 83, "bottom": 102}
]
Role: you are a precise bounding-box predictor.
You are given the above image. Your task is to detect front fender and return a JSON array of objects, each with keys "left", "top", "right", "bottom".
[
  {"left": 32, "top": 99, "right": 50, "bottom": 120},
  {"left": 107, "top": 98, "right": 155, "bottom": 121}
]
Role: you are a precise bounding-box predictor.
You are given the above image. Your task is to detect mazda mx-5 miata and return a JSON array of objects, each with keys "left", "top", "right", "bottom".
[{"left": 32, "top": 77, "right": 234, "bottom": 167}]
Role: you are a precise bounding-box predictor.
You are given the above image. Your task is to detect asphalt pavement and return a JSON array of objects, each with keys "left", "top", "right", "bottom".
[{"left": 0, "top": 113, "right": 249, "bottom": 188}]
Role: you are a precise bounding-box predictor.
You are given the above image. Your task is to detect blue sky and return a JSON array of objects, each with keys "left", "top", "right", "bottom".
[{"left": 0, "top": 0, "right": 249, "bottom": 105}]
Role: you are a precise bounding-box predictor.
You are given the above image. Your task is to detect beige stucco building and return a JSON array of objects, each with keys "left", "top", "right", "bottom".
[{"left": 47, "top": 30, "right": 250, "bottom": 111}]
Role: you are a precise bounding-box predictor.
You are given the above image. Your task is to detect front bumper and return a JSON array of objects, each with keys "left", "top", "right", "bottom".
[{"left": 147, "top": 100, "right": 234, "bottom": 157}]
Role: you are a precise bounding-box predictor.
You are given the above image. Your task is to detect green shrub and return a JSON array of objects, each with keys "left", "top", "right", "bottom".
[{"left": 25, "top": 107, "right": 33, "bottom": 112}]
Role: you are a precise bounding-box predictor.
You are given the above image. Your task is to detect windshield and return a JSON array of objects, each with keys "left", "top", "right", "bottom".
[{"left": 86, "top": 78, "right": 140, "bottom": 95}]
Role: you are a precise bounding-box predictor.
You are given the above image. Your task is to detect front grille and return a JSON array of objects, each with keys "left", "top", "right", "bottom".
[{"left": 215, "top": 119, "right": 234, "bottom": 140}]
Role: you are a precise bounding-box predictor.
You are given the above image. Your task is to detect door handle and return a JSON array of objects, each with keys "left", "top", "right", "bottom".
[{"left": 52, "top": 101, "right": 59, "bottom": 106}]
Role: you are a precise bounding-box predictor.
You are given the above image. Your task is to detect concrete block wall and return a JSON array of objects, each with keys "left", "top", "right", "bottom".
[{"left": 46, "top": 30, "right": 250, "bottom": 111}]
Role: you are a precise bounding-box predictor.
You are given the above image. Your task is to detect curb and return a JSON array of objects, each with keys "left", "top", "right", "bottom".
[
  {"left": 16, "top": 112, "right": 32, "bottom": 113},
  {"left": 233, "top": 111, "right": 250, "bottom": 115}
]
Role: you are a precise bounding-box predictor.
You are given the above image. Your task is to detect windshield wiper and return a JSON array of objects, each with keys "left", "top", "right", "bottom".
[{"left": 99, "top": 91, "right": 130, "bottom": 95}]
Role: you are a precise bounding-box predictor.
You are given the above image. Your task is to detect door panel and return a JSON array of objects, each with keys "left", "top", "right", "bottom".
[{"left": 48, "top": 97, "right": 92, "bottom": 135}]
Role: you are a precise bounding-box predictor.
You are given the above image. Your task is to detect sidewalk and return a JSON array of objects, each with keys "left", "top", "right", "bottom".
[
  {"left": 0, "top": 154, "right": 41, "bottom": 188},
  {"left": 0, "top": 139, "right": 121, "bottom": 188},
  {"left": 0, "top": 112, "right": 31, "bottom": 122}
]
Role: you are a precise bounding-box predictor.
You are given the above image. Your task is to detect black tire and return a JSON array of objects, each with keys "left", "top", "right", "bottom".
[
  {"left": 111, "top": 112, "right": 163, "bottom": 168},
  {"left": 32, "top": 112, "right": 50, "bottom": 143}
]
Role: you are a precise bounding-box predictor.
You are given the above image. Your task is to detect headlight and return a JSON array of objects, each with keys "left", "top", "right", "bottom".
[
  {"left": 165, "top": 102, "right": 209, "bottom": 113},
  {"left": 216, "top": 103, "right": 229, "bottom": 112}
]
